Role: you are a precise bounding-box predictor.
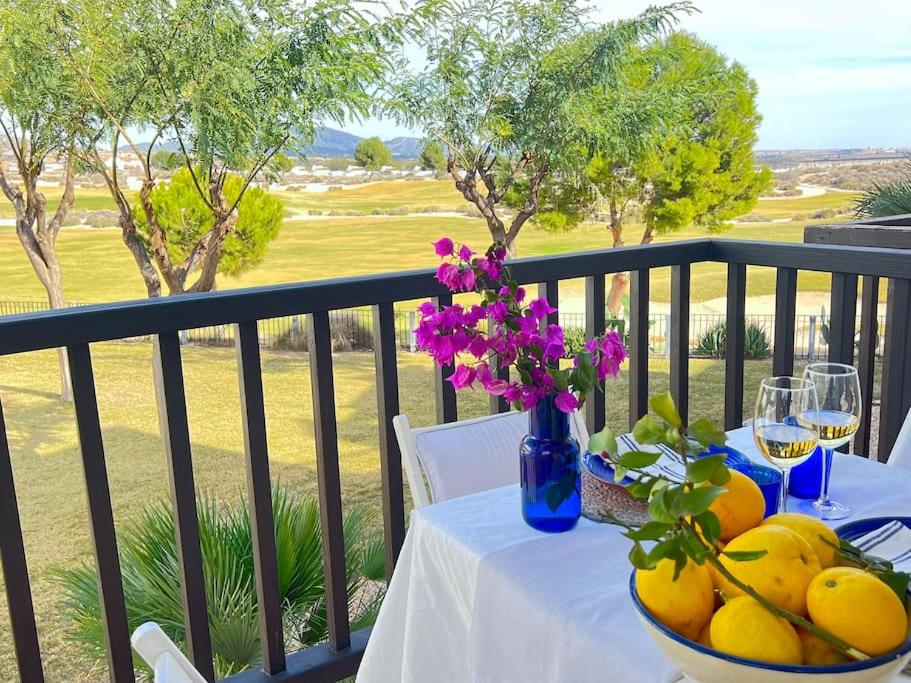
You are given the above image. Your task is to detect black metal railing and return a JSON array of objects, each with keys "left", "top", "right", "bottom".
[{"left": 1, "top": 238, "right": 910, "bottom": 682}]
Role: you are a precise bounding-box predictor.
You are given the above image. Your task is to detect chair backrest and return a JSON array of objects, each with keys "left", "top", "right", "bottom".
[
  {"left": 131, "top": 622, "right": 208, "bottom": 683},
  {"left": 887, "top": 406, "right": 911, "bottom": 470},
  {"left": 394, "top": 410, "right": 589, "bottom": 508}
]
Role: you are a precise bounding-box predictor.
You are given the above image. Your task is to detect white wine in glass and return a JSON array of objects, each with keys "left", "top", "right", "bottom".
[
  {"left": 754, "top": 377, "right": 819, "bottom": 513},
  {"left": 797, "top": 363, "right": 862, "bottom": 520}
]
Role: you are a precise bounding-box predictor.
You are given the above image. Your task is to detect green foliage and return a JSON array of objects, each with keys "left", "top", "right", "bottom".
[
  {"left": 150, "top": 150, "right": 183, "bottom": 171},
  {"left": 419, "top": 141, "right": 447, "bottom": 171},
  {"left": 354, "top": 137, "right": 392, "bottom": 171},
  {"left": 387, "top": 0, "right": 692, "bottom": 247},
  {"left": 134, "top": 169, "right": 283, "bottom": 277},
  {"left": 53, "top": 485, "right": 386, "bottom": 679},
  {"left": 854, "top": 163, "right": 911, "bottom": 217},
  {"left": 266, "top": 152, "right": 295, "bottom": 181},
  {"left": 695, "top": 322, "right": 771, "bottom": 360}
]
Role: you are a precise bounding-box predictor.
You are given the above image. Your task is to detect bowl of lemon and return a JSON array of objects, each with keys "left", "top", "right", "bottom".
[{"left": 630, "top": 511, "right": 911, "bottom": 682}]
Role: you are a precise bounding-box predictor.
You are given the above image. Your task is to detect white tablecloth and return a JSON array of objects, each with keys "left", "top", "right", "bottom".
[{"left": 358, "top": 428, "right": 911, "bottom": 683}]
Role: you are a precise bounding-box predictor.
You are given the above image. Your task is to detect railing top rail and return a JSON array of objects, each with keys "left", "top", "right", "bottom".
[{"left": 1, "top": 238, "right": 909, "bottom": 357}]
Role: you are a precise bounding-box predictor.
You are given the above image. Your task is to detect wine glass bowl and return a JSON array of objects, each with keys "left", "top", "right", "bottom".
[
  {"left": 798, "top": 362, "right": 862, "bottom": 520},
  {"left": 753, "top": 376, "right": 820, "bottom": 514}
]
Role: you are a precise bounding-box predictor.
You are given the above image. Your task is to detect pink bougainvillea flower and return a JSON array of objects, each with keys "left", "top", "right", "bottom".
[
  {"left": 458, "top": 244, "right": 474, "bottom": 261},
  {"left": 555, "top": 390, "right": 579, "bottom": 413},
  {"left": 528, "top": 297, "right": 556, "bottom": 321},
  {"left": 447, "top": 363, "right": 477, "bottom": 389},
  {"left": 432, "top": 237, "right": 454, "bottom": 257},
  {"left": 460, "top": 268, "right": 476, "bottom": 291}
]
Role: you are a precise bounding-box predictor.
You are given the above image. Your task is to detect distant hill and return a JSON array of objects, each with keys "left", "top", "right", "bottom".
[{"left": 302, "top": 127, "right": 422, "bottom": 160}]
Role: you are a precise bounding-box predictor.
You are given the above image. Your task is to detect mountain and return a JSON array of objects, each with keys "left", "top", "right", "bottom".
[{"left": 302, "top": 127, "right": 422, "bottom": 159}]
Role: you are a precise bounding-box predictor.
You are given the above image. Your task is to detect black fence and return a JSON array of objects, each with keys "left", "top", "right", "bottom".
[
  {"left": 1, "top": 238, "right": 910, "bottom": 682},
  {"left": 1, "top": 300, "right": 887, "bottom": 360}
]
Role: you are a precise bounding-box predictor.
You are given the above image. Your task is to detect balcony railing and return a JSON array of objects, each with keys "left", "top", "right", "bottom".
[{"left": 1, "top": 238, "right": 910, "bottom": 682}]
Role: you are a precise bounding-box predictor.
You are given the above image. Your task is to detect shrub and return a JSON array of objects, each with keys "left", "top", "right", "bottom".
[
  {"left": 736, "top": 211, "right": 771, "bottom": 223},
  {"left": 695, "top": 322, "right": 771, "bottom": 359},
  {"left": 417, "top": 205, "right": 444, "bottom": 213},
  {"left": 811, "top": 208, "right": 837, "bottom": 219},
  {"left": 53, "top": 485, "right": 386, "bottom": 679},
  {"left": 270, "top": 312, "right": 373, "bottom": 352}
]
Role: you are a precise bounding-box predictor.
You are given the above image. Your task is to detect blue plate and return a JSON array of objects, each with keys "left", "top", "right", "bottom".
[
  {"left": 699, "top": 443, "right": 752, "bottom": 469},
  {"left": 836, "top": 516, "right": 911, "bottom": 544}
]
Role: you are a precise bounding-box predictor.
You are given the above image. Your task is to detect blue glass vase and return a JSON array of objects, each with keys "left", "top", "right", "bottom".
[{"left": 520, "top": 396, "right": 581, "bottom": 532}]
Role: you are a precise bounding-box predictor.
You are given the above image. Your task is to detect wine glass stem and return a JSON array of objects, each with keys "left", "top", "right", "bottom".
[
  {"left": 780, "top": 468, "right": 790, "bottom": 513},
  {"left": 818, "top": 447, "right": 833, "bottom": 505}
]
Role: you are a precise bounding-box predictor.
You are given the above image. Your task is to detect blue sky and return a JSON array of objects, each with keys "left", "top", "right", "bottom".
[{"left": 344, "top": 0, "right": 911, "bottom": 150}]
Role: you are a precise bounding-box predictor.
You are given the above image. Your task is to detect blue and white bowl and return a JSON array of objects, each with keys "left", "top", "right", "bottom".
[{"left": 630, "top": 571, "right": 911, "bottom": 682}]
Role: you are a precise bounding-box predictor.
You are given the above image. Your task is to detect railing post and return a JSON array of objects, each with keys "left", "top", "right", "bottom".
[
  {"left": 670, "top": 264, "right": 690, "bottom": 426},
  {"left": 855, "top": 276, "right": 879, "bottom": 457},
  {"left": 725, "top": 263, "right": 747, "bottom": 430},
  {"left": 68, "top": 344, "right": 137, "bottom": 682},
  {"left": 807, "top": 315, "right": 817, "bottom": 361},
  {"left": 373, "top": 303, "right": 407, "bottom": 576},
  {"left": 585, "top": 274, "right": 606, "bottom": 433},
  {"left": 629, "top": 269, "right": 649, "bottom": 430},
  {"left": 773, "top": 268, "right": 797, "bottom": 377},
  {"left": 828, "top": 273, "right": 858, "bottom": 366},
  {"left": 879, "top": 278, "right": 911, "bottom": 461},
  {"left": 235, "top": 321, "right": 286, "bottom": 674},
  {"left": 152, "top": 333, "right": 215, "bottom": 681},
  {"left": 308, "top": 311, "right": 351, "bottom": 651},
  {"left": 0, "top": 397, "right": 45, "bottom": 683}
]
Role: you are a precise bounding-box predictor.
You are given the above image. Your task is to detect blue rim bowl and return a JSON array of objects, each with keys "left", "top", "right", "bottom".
[{"left": 629, "top": 570, "right": 911, "bottom": 676}]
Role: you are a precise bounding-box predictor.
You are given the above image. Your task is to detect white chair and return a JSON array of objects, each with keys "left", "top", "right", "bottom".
[
  {"left": 394, "top": 410, "right": 589, "bottom": 508},
  {"left": 131, "top": 622, "right": 207, "bottom": 683},
  {"left": 886, "top": 407, "right": 911, "bottom": 470}
]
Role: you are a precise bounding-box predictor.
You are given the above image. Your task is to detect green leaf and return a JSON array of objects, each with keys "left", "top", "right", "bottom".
[
  {"left": 686, "top": 455, "right": 727, "bottom": 484},
  {"left": 648, "top": 478, "right": 670, "bottom": 501},
  {"left": 647, "top": 487, "right": 674, "bottom": 524},
  {"left": 617, "top": 450, "right": 661, "bottom": 469},
  {"left": 679, "top": 486, "right": 726, "bottom": 517},
  {"left": 649, "top": 392, "right": 682, "bottom": 428},
  {"left": 544, "top": 471, "right": 578, "bottom": 513},
  {"left": 613, "top": 465, "right": 628, "bottom": 483},
  {"left": 722, "top": 549, "right": 768, "bottom": 562},
  {"left": 587, "top": 427, "right": 618, "bottom": 457},
  {"left": 689, "top": 418, "right": 727, "bottom": 448},
  {"left": 624, "top": 521, "right": 672, "bottom": 542},
  {"left": 877, "top": 571, "right": 911, "bottom": 608},
  {"left": 693, "top": 510, "right": 722, "bottom": 545},
  {"left": 633, "top": 415, "right": 664, "bottom": 444},
  {"left": 549, "top": 368, "right": 569, "bottom": 392},
  {"left": 627, "top": 478, "right": 658, "bottom": 499},
  {"left": 681, "top": 528, "right": 710, "bottom": 563},
  {"left": 709, "top": 466, "right": 732, "bottom": 486},
  {"left": 629, "top": 542, "right": 655, "bottom": 570},
  {"left": 647, "top": 538, "right": 679, "bottom": 567}
]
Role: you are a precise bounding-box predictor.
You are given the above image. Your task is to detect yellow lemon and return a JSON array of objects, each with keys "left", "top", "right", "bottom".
[
  {"left": 636, "top": 558, "right": 714, "bottom": 640},
  {"left": 807, "top": 567, "right": 908, "bottom": 656},
  {"left": 707, "top": 469, "right": 765, "bottom": 541},
  {"left": 710, "top": 596, "right": 802, "bottom": 664},
  {"left": 761, "top": 513, "right": 839, "bottom": 568},
  {"left": 797, "top": 628, "right": 849, "bottom": 666},
  {"left": 697, "top": 621, "right": 713, "bottom": 648},
  {"left": 715, "top": 525, "right": 821, "bottom": 615}
]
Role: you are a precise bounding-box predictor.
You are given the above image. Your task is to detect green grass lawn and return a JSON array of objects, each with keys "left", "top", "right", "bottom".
[{"left": 0, "top": 340, "right": 790, "bottom": 681}]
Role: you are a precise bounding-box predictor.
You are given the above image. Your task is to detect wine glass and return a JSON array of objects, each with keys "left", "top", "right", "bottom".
[
  {"left": 753, "top": 377, "right": 819, "bottom": 514},
  {"left": 797, "top": 363, "right": 861, "bottom": 520}
]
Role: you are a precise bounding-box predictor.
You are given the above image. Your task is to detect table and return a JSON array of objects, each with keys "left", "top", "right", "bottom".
[{"left": 358, "top": 428, "right": 911, "bottom": 682}]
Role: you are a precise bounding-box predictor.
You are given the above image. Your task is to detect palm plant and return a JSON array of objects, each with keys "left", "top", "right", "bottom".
[
  {"left": 53, "top": 485, "right": 386, "bottom": 678},
  {"left": 854, "top": 162, "right": 911, "bottom": 217}
]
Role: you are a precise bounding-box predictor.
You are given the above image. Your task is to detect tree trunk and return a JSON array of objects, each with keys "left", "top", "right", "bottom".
[{"left": 605, "top": 204, "right": 627, "bottom": 315}]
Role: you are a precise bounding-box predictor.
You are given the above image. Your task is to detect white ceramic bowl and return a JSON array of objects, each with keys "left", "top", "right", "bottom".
[{"left": 630, "top": 571, "right": 911, "bottom": 683}]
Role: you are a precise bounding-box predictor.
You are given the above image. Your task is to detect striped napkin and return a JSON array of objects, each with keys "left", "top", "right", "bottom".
[
  {"left": 851, "top": 521, "right": 911, "bottom": 572},
  {"left": 616, "top": 433, "right": 686, "bottom": 483}
]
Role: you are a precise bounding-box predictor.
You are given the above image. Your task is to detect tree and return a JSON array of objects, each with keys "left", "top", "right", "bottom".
[
  {"left": 0, "top": 0, "right": 87, "bottom": 400},
  {"left": 134, "top": 169, "right": 284, "bottom": 281},
  {"left": 419, "top": 141, "right": 446, "bottom": 171},
  {"left": 63, "top": 0, "right": 398, "bottom": 296},
  {"left": 266, "top": 152, "right": 294, "bottom": 183},
  {"left": 354, "top": 136, "right": 392, "bottom": 171},
  {"left": 149, "top": 149, "right": 183, "bottom": 171},
  {"left": 387, "top": 0, "right": 691, "bottom": 256},
  {"left": 538, "top": 33, "right": 771, "bottom": 312}
]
